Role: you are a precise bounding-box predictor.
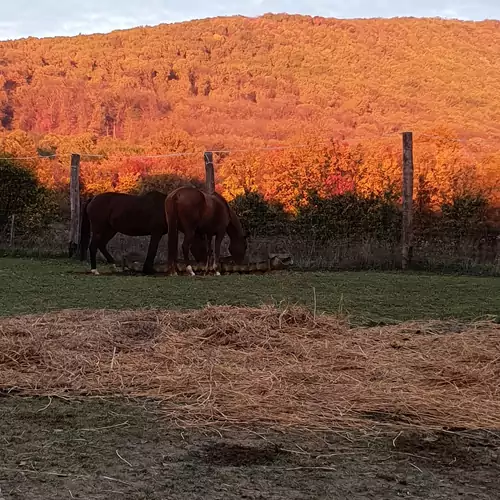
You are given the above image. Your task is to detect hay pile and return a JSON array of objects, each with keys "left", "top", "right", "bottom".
[{"left": 1, "top": 305, "right": 500, "bottom": 431}]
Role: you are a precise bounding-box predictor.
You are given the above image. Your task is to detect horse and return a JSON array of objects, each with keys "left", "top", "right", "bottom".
[
  {"left": 165, "top": 186, "right": 247, "bottom": 276},
  {"left": 80, "top": 190, "right": 208, "bottom": 275}
]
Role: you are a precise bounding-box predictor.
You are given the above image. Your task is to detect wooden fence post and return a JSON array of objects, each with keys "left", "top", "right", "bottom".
[
  {"left": 9, "top": 214, "right": 15, "bottom": 246},
  {"left": 402, "top": 132, "right": 414, "bottom": 270},
  {"left": 68, "top": 153, "right": 81, "bottom": 258},
  {"left": 204, "top": 151, "right": 215, "bottom": 194}
]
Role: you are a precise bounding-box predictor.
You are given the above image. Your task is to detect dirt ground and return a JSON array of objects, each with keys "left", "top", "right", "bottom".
[{"left": 0, "top": 397, "right": 499, "bottom": 499}]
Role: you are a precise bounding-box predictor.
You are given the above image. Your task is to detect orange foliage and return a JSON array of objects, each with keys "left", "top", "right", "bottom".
[{"left": 0, "top": 15, "right": 499, "bottom": 207}]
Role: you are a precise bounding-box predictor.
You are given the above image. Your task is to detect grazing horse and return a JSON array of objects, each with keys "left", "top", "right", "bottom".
[
  {"left": 165, "top": 186, "right": 247, "bottom": 276},
  {"left": 80, "top": 191, "right": 208, "bottom": 275}
]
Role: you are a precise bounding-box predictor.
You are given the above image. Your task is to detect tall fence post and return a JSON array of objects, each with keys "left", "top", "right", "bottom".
[
  {"left": 402, "top": 132, "right": 414, "bottom": 270},
  {"left": 68, "top": 153, "right": 81, "bottom": 258},
  {"left": 204, "top": 151, "right": 215, "bottom": 194},
  {"left": 9, "top": 214, "right": 15, "bottom": 247}
]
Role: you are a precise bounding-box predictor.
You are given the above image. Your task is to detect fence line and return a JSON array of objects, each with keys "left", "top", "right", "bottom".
[
  {"left": 2, "top": 130, "right": 499, "bottom": 162},
  {"left": 0, "top": 154, "right": 58, "bottom": 160},
  {"left": 64, "top": 131, "right": 417, "bottom": 269},
  {"left": 402, "top": 132, "right": 414, "bottom": 270},
  {"left": 2, "top": 130, "right": 499, "bottom": 271},
  {"left": 0, "top": 142, "right": 339, "bottom": 161}
]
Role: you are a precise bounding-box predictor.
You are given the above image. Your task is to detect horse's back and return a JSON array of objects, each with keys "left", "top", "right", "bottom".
[
  {"left": 91, "top": 190, "right": 165, "bottom": 206},
  {"left": 167, "top": 186, "right": 207, "bottom": 219},
  {"left": 168, "top": 186, "right": 206, "bottom": 205},
  {"left": 88, "top": 191, "right": 167, "bottom": 236},
  {"left": 167, "top": 186, "right": 231, "bottom": 232}
]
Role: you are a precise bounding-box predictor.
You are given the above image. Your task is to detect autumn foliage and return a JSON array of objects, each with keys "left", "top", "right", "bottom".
[{"left": 0, "top": 14, "right": 499, "bottom": 210}]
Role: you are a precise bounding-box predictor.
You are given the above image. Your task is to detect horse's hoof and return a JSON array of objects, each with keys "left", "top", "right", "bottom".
[
  {"left": 142, "top": 267, "right": 156, "bottom": 275},
  {"left": 91, "top": 269, "right": 100, "bottom": 276}
]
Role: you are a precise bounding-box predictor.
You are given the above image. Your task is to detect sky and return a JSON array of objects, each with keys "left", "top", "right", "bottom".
[{"left": 1, "top": 0, "right": 499, "bottom": 41}]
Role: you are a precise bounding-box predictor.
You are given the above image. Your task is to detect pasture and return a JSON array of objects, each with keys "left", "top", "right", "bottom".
[
  {"left": 1, "top": 257, "right": 500, "bottom": 321},
  {"left": 1, "top": 257, "right": 500, "bottom": 499}
]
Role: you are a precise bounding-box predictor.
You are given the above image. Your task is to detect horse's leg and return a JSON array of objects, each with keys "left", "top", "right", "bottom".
[
  {"left": 182, "top": 229, "right": 196, "bottom": 276},
  {"left": 165, "top": 197, "right": 179, "bottom": 276},
  {"left": 98, "top": 230, "right": 118, "bottom": 272},
  {"left": 143, "top": 232, "right": 161, "bottom": 275},
  {"left": 204, "top": 233, "right": 213, "bottom": 274},
  {"left": 194, "top": 230, "right": 210, "bottom": 274},
  {"left": 89, "top": 234, "right": 101, "bottom": 275},
  {"left": 212, "top": 232, "right": 225, "bottom": 276}
]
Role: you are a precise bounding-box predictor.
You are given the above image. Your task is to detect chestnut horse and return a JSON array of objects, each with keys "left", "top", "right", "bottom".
[
  {"left": 165, "top": 186, "right": 247, "bottom": 276},
  {"left": 80, "top": 190, "right": 208, "bottom": 275}
]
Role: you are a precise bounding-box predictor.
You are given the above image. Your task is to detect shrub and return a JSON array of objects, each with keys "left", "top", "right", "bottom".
[
  {"left": 134, "top": 173, "right": 204, "bottom": 195},
  {"left": 293, "top": 190, "right": 401, "bottom": 243},
  {"left": 440, "top": 194, "right": 488, "bottom": 237},
  {"left": 0, "top": 156, "right": 58, "bottom": 233},
  {"left": 229, "top": 190, "right": 290, "bottom": 237}
]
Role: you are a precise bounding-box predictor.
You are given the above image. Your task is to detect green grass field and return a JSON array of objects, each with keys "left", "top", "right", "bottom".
[{"left": 1, "top": 257, "right": 499, "bottom": 322}]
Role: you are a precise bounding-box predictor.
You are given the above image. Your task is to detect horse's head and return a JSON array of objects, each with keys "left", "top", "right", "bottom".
[
  {"left": 225, "top": 201, "right": 249, "bottom": 264},
  {"left": 229, "top": 232, "right": 248, "bottom": 264}
]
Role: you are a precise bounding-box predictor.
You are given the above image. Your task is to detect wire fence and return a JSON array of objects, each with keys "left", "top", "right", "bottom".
[{"left": 1, "top": 131, "right": 499, "bottom": 273}]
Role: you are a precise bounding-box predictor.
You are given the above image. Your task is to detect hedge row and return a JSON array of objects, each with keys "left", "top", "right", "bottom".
[{"left": 0, "top": 158, "right": 496, "bottom": 244}]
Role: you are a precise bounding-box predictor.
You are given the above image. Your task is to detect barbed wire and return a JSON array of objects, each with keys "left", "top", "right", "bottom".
[
  {"left": 0, "top": 131, "right": 498, "bottom": 161},
  {"left": 415, "top": 133, "right": 498, "bottom": 145},
  {"left": 0, "top": 154, "right": 59, "bottom": 160},
  {"left": 0, "top": 142, "right": 354, "bottom": 161}
]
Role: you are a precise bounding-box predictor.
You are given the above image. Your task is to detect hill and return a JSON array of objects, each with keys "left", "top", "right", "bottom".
[
  {"left": 0, "top": 14, "right": 499, "bottom": 205},
  {"left": 2, "top": 14, "right": 500, "bottom": 143}
]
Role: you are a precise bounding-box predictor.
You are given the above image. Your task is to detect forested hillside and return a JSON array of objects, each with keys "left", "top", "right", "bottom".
[{"left": 0, "top": 14, "right": 499, "bottom": 206}]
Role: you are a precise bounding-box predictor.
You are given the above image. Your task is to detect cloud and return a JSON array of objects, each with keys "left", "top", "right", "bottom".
[{"left": 0, "top": 0, "right": 498, "bottom": 40}]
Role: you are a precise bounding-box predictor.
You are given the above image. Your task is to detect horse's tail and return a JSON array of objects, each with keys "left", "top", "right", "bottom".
[
  {"left": 79, "top": 197, "right": 93, "bottom": 261},
  {"left": 165, "top": 193, "right": 179, "bottom": 265}
]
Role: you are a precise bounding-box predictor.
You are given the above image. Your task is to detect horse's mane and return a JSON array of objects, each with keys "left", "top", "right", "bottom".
[
  {"left": 212, "top": 191, "right": 230, "bottom": 209},
  {"left": 212, "top": 191, "right": 244, "bottom": 236}
]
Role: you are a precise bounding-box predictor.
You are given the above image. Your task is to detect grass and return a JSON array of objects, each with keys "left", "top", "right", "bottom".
[{"left": 1, "top": 257, "right": 499, "bottom": 322}]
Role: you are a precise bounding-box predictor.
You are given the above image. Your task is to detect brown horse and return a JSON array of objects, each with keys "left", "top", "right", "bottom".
[
  {"left": 165, "top": 186, "right": 247, "bottom": 276},
  {"left": 80, "top": 190, "right": 208, "bottom": 275}
]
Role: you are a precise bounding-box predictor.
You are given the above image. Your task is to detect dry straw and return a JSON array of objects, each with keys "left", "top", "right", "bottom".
[{"left": 1, "top": 305, "right": 500, "bottom": 432}]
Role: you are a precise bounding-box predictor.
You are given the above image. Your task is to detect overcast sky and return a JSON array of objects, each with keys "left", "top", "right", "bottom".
[{"left": 1, "top": 0, "right": 498, "bottom": 41}]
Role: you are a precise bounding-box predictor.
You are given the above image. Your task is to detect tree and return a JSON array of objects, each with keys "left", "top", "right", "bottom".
[{"left": 0, "top": 156, "right": 57, "bottom": 231}]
